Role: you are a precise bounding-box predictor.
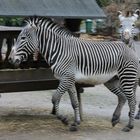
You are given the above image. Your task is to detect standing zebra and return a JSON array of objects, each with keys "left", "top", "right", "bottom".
[
  {"left": 9, "top": 18, "right": 139, "bottom": 132},
  {"left": 28, "top": 18, "right": 135, "bottom": 127},
  {"left": 118, "top": 10, "right": 140, "bottom": 119}
]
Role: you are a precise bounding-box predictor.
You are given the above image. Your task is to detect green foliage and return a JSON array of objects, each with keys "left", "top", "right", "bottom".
[
  {"left": 96, "top": 0, "right": 111, "bottom": 7},
  {"left": 0, "top": 17, "right": 23, "bottom": 26},
  {"left": 0, "top": 18, "right": 6, "bottom": 25}
]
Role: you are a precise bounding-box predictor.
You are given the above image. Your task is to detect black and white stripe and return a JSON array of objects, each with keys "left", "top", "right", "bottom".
[{"left": 9, "top": 17, "right": 139, "bottom": 132}]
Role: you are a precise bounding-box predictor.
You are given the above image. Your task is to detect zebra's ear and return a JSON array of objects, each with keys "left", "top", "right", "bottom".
[
  {"left": 24, "top": 17, "right": 32, "bottom": 25},
  {"left": 131, "top": 9, "right": 140, "bottom": 22},
  {"left": 117, "top": 11, "right": 122, "bottom": 16},
  {"left": 24, "top": 17, "right": 37, "bottom": 27},
  {"left": 135, "top": 9, "right": 140, "bottom": 16},
  {"left": 118, "top": 11, "right": 125, "bottom": 22},
  {"left": 31, "top": 22, "right": 37, "bottom": 29}
]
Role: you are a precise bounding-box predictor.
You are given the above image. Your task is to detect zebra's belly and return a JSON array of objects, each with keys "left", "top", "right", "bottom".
[{"left": 75, "top": 71, "right": 117, "bottom": 85}]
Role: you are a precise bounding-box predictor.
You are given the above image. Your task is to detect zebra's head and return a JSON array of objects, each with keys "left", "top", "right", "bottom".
[
  {"left": 118, "top": 9, "right": 140, "bottom": 45},
  {"left": 9, "top": 20, "right": 39, "bottom": 67}
]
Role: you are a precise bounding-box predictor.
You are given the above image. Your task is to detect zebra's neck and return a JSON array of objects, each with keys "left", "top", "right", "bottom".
[
  {"left": 31, "top": 18, "right": 75, "bottom": 66},
  {"left": 37, "top": 29, "right": 63, "bottom": 66},
  {"left": 125, "top": 38, "right": 136, "bottom": 51}
]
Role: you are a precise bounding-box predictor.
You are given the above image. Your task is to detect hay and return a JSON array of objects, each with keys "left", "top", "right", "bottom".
[
  {"left": 0, "top": 113, "right": 122, "bottom": 133},
  {"left": 0, "top": 107, "right": 122, "bottom": 133},
  {"left": 0, "top": 114, "right": 66, "bottom": 133},
  {"left": 80, "top": 34, "right": 113, "bottom": 41}
]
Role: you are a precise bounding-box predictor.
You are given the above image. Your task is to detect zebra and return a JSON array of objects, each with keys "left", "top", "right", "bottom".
[
  {"left": 118, "top": 9, "right": 140, "bottom": 48},
  {"left": 118, "top": 10, "right": 140, "bottom": 119},
  {"left": 27, "top": 18, "right": 135, "bottom": 125},
  {"left": 29, "top": 18, "right": 135, "bottom": 125},
  {"left": 8, "top": 17, "right": 139, "bottom": 132}
]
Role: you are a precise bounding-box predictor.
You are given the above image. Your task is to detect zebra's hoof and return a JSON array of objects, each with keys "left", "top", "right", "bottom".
[
  {"left": 135, "top": 113, "right": 140, "bottom": 120},
  {"left": 69, "top": 123, "right": 78, "bottom": 131},
  {"left": 57, "top": 115, "right": 69, "bottom": 125},
  {"left": 76, "top": 120, "right": 81, "bottom": 125},
  {"left": 122, "top": 127, "right": 131, "bottom": 132},
  {"left": 111, "top": 115, "right": 120, "bottom": 127},
  {"left": 61, "top": 117, "right": 69, "bottom": 125},
  {"left": 122, "top": 125, "right": 133, "bottom": 132},
  {"left": 112, "top": 119, "right": 120, "bottom": 127},
  {"left": 75, "top": 119, "right": 81, "bottom": 125}
]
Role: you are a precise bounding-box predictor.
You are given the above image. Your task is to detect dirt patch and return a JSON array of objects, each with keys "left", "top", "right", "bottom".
[
  {"left": 0, "top": 85, "right": 140, "bottom": 140},
  {"left": 0, "top": 114, "right": 116, "bottom": 133}
]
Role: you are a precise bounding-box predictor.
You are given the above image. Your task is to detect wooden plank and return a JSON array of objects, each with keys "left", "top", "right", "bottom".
[
  {"left": 0, "top": 68, "right": 59, "bottom": 93},
  {"left": 0, "top": 68, "right": 54, "bottom": 82},
  {"left": 0, "top": 68, "right": 94, "bottom": 93},
  {"left": 0, "top": 79, "right": 59, "bottom": 93}
]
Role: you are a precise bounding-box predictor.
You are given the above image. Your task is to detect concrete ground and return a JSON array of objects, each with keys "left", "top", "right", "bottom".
[{"left": 0, "top": 85, "right": 140, "bottom": 140}]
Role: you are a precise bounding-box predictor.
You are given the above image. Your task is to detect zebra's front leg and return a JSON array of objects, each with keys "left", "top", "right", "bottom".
[
  {"left": 51, "top": 74, "right": 80, "bottom": 127},
  {"left": 68, "top": 85, "right": 81, "bottom": 131},
  {"left": 51, "top": 87, "right": 69, "bottom": 125},
  {"left": 135, "top": 103, "right": 140, "bottom": 119}
]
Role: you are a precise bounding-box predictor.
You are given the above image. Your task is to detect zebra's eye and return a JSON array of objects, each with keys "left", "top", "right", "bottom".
[
  {"left": 132, "top": 24, "right": 135, "bottom": 27},
  {"left": 119, "top": 24, "right": 122, "bottom": 28},
  {"left": 21, "top": 36, "right": 26, "bottom": 40}
]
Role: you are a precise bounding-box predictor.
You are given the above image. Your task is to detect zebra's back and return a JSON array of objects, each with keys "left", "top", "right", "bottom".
[
  {"left": 74, "top": 40, "right": 138, "bottom": 84},
  {"left": 71, "top": 40, "right": 131, "bottom": 74}
]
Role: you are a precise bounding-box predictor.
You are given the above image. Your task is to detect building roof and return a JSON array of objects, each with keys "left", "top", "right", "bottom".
[{"left": 0, "top": 0, "right": 106, "bottom": 19}]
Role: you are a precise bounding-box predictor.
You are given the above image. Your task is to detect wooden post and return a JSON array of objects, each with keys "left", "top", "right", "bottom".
[
  {"left": 5, "top": 38, "right": 13, "bottom": 61},
  {"left": 0, "top": 38, "right": 3, "bottom": 62}
]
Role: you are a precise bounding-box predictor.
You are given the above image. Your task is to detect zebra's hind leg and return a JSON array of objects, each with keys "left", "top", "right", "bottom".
[
  {"left": 104, "top": 76, "right": 126, "bottom": 127},
  {"left": 135, "top": 103, "right": 140, "bottom": 119},
  {"left": 120, "top": 68, "right": 138, "bottom": 132},
  {"left": 121, "top": 94, "right": 136, "bottom": 132},
  {"left": 134, "top": 77, "right": 140, "bottom": 120},
  {"left": 111, "top": 94, "right": 126, "bottom": 127}
]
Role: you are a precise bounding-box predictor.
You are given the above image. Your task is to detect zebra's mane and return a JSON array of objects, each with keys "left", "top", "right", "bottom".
[{"left": 24, "top": 17, "right": 74, "bottom": 37}]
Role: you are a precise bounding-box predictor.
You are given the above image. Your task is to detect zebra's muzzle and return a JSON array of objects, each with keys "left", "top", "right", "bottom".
[
  {"left": 14, "top": 59, "right": 21, "bottom": 67},
  {"left": 8, "top": 57, "right": 21, "bottom": 68},
  {"left": 123, "top": 39, "right": 130, "bottom": 45}
]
